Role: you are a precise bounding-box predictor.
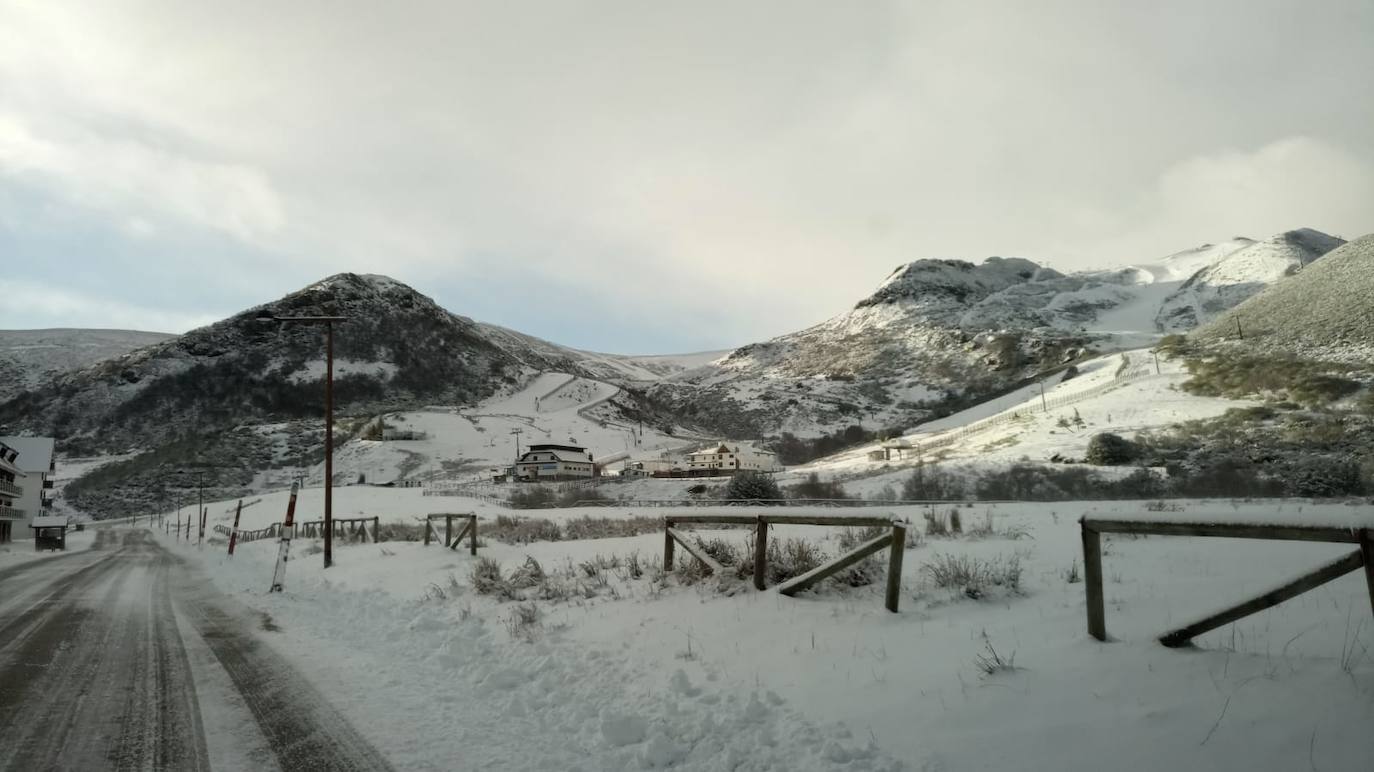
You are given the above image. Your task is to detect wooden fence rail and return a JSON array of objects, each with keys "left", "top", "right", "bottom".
[
  {"left": 663, "top": 513, "right": 908, "bottom": 612},
  {"left": 1080, "top": 516, "right": 1374, "bottom": 646},
  {"left": 214, "top": 516, "right": 381, "bottom": 545},
  {"left": 423, "top": 513, "right": 478, "bottom": 555}
]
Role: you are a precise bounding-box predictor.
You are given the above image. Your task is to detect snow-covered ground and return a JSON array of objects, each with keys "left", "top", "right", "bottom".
[
  {"left": 798, "top": 348, "right": 1250, "bottom": 495},
  {"left": 154, "top": 497, "right": 1374, "bottom": 770},
  {"left": 286, "top": 371, "right": 705, "bottom": 490}
]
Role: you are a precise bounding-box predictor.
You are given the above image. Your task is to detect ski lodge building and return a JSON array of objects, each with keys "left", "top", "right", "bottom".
[
  {"left": 684, "top": 443, "right": 781, "bottom": 476},
  {"left": 514, "top": 443, "right": 598, "bottom": 482}
]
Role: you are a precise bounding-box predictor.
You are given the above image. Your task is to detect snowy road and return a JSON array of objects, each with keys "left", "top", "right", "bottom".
[{"left": 0, "top": 530, "right": 393, "bottom": 772}]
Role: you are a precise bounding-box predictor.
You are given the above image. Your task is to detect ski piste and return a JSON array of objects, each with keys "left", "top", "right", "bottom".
[{"left": 268, "top": 481, "right": 300, "bottom": 592}]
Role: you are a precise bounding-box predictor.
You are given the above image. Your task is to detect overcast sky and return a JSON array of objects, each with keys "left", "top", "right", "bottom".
[{"left": 2, "top": 1, "right": 1371, "bottom": 353}]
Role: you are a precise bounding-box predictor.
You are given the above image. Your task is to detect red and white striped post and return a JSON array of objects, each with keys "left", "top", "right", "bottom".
[{"left": 228, "top": 499, "right": 243, "bottom": 556}]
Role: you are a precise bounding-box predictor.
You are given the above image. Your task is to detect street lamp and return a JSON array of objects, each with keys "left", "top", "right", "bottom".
[{"left": 275, "top": 315, "right": 347, "bottom": 569}]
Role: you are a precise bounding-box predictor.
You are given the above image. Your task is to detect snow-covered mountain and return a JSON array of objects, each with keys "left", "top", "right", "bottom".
[
  {"left": 1194, "top": 233, "right": 1374, "bottom": 361},
  {"left": 648, "top": 228, "right": 1345, "bottom": 438},
  {"left": 0, "top": 328, "right": 175, "bottom": 403},
  {"left": 1155, "top": 229, "right": 1345, "bottom": 332},
  {"left": 0, "top": 274, "right": 685, "bottom": 459}
]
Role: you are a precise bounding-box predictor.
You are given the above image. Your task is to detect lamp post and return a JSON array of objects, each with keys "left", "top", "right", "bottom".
[{"left": 275, "top": 315, "right": 347, "bottom": 569}]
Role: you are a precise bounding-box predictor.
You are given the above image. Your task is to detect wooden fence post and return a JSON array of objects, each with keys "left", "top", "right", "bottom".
[
  {"left": 373, "top": 516, "right": 380, "bottom": 544},
  {"left": 424, "top": 515, "right": 431, "bottom": 546},
  {"left": 753, "top": 516, "right": 768, "bottom": 590},
  {"left": 469, "top": 514, "right": 478, "bottom": 556},
  {"left": 885, "top": 523, "right": 906, "bottom": 613},
  {"left": 445, "top": 515, "right": 453, "bottom": 548},
  {"left": 1361, "top": 529, "right": 1374, "bottom": 620},
  {"left": 663, "top": 518, "right": 675, "bottom": 572},
  {"left": 1083, "top": 524, "right": 1106, "bottom": 641}
]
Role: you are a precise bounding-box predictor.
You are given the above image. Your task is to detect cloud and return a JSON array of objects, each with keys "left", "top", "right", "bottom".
[
  {"left": 0, "top": 0, "right": 1371, "bottom": 350},
  {"left": 0, "top": 278, "right": 219, "bottom": 333}
]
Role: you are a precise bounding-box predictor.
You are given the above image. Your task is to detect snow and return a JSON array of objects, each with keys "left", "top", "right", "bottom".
[
  {"left": 296, "top": 371, "right": 700, "bottom": 489},
  {"left": 154, "top": 494, "right": 1374, "bottom": 770},
  {"left": 797, "top": 347, "right": 1246, "bottom": 489},
  {"left": 285, "top": 358, "right": 399, "bottom": 383}
]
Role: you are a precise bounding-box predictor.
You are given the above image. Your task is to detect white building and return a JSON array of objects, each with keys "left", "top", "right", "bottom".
[
  {"left": 515, "top": 444, "right": 597, "bottom": 482},
  {"left": 0, "top": 442, "right": 24, "bottom": 543},
  {"left": 685, "top": 443, "right": 781, "bottom": 475},
  {"left": 0, "top": 437, "right": 56, "bottom": 536}
]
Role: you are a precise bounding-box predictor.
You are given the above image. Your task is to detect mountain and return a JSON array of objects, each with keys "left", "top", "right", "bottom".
[
  {"left": 1155, "top": 229, "right": 1345, "bottom": 332},
  {"left": 649, "top": 228, "right": 1344, "bottom": 439},
  {"left": 1193, "top": 234, "right": 1374, "bottom": 361},
  {"left": 0, "top": 328, "right": 175, "bottom": 404},
  {"left": 0, "top": 273, "right": 679, "bottom": 458}
]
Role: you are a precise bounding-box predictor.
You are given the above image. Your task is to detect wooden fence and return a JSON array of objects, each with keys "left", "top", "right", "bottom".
[
  {"left": 214, "top": 516, "right": 381, "bottom": 545},
  {"left": 1080, "top": 516, "right": 1374, "bottom": 646},
  {"left": 663, "top": 513, "right": 908, "bottom": 612},
  {"left": 423, "top": 513, "right": 478, "bottom": 554}
]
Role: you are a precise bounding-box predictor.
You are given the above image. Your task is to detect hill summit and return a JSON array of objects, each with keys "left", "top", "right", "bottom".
[{"left": 1193, "top": 234, "right": 1374, "bottom": 361}]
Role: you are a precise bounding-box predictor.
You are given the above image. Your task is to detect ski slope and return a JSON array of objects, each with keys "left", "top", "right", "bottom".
[
  {"left": 294, "top": 372, "right": 692, "bottom": 488},
  {"left": 802, "top": 348, "right": 1248, "bottom": 480}
]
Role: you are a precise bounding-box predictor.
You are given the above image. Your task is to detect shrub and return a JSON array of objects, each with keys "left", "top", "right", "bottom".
[
  {"left": 902, "top": 463, "right": 965, "bottom": 500},
  {"left": 508, "top": 485, "right": 557, "bottom": 509},
  {"left": 923, "top": 553, "right": 1023, "bottom": 599},
  {"left": 470, "top": 557, "right": 514, "bottom": 598},
  {"left": 1286, "top": 457, "right": 1364, "bottom": 498},
  {"left": 504, "top": 603, "right": 542, "bottom": 642},
  {"left": 789, "top": 472, "right": 849, "bottom": 500},
  {"left": 1085, "top": 433, "right": 1140, "bottom": 466},
  {"left": 725, "top": 471, "right": 782, "bottom": 501},
  {"left": 1289, "top": 375, "right": 1361, "bottom": 406},
  {"left": 734, "top": 537, "right": 829, "bottom": 585}
]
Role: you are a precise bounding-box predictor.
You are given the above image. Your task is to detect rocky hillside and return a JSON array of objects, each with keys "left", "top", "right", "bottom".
[
  {"left": 649, "top": 228, "right": 1344, "bottom": 439},
  {"left": 1192, "top": 234, "right": 1374, "bottom": 361},
  {"left": 0, "top": 328, "right": 174, "bottom": 403},
  {"left": 1155, "top": 229, "right": 1345, "bottom": 332},
  {"left": 0, "top": 274, "right": 672, "bottom": 457}
]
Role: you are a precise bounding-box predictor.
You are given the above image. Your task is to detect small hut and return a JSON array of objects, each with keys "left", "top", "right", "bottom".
[{"left": 30, "top": 516, "right": 69, "bottom": 552}]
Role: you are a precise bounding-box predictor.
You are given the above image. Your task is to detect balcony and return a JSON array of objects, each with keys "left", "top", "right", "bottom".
[
  {"left": 0, "top": 479, "right": 21, "bottom": 497},
  {"left": 43, "top": 479, "right": 54, "bottom": 489},
  {"left": 0, "top": 506, "right": 25, "bottom": 520}
]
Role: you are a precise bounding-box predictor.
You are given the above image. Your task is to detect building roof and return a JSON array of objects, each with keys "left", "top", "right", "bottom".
[
  {"left": 0, "top": 437, "right": 55, "bottom": 473},
  {"left": 518, "top": 449, "right": 593, "bottom": 464},
  {"left": 30, "top": 516, "right": 68, "bottom": 529},
  {"left": 527, "top": 443, "right": 587, "bottom": 454}
]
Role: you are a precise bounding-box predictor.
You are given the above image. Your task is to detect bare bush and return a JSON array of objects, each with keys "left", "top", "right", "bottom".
[
  {"left": 504, "top": 603, "right": 542, "bottom": 642},
  {"left": 974, "top": 631, "right": 1018, "bottom": 676},
  {"left": 923, "top": 553, "right": 1023, "bottom": 599}
]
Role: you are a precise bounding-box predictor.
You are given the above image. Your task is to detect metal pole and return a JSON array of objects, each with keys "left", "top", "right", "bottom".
[
  {"left": 324, "top": 321, "right": 334, "bottom": 568},
  {"left": 197, "top": 472, "right": 204, "bottom": 546},
  {"left": 1039, "top": 382, "right": 1047, "bottom": 412}
]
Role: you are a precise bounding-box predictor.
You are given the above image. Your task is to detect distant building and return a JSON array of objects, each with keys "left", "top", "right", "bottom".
[
  {"left": 0, "top": 442, "right": 24, "bottom": 543},
  {"left": 0, "top": 437, "right": 55, "bottom": 537},
  {"left": 515, "top": 444, "right": 597, "bottom": 482},
  {"left": 684, "top": 443, "right": 781, "bottom": 476},
  {"left": 620, "top": 459, "right": 677, "bottom": 479}
]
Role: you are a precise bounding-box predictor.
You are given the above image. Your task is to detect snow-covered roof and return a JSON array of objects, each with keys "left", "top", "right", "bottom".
[
  {"left": 0, "top": 437, "right": 55, "bottom": 473},
  {"left": 518, "top": 450, "right": 592, "bottom": 464}
]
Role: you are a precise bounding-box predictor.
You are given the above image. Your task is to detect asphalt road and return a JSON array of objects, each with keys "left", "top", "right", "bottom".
[{"left": 0, "top": 530, "right": 393, "bottom": 772}]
